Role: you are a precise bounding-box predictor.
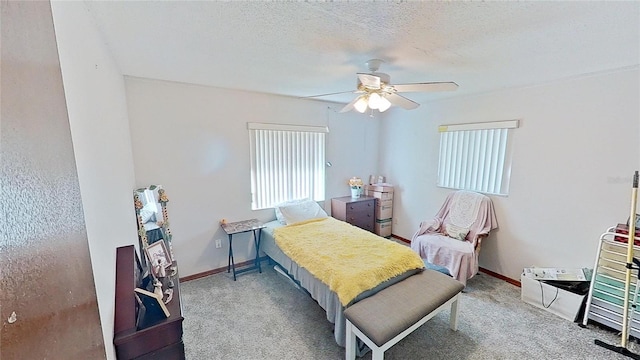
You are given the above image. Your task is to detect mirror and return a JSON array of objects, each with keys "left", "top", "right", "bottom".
[{"left": 133, "top": 185, "right": 173, "bottom": 267}]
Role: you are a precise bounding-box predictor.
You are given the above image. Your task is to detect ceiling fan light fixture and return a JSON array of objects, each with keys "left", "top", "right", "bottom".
[
  {"left": 310, "top": 59, "right": 457, "bottom": 114},
  {"left": 378, "top": 96, "right": 391, "bottom": 112},
  {"left": 354, "top": 96, "right": 368, "bottom": 113},
  {"left": 368, "top": 92, "right": 382, "bottom": 109}
]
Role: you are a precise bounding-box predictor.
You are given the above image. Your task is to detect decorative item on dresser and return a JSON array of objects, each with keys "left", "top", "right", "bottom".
[
  {"left": 113, "top": 245, "right": 184, "bottom": 360},
  {"left": 331, "top": 196, "right": 375, "bottom": 233},
  {"left": 348, "top": 177, "right": 364, "bottom": 199}
]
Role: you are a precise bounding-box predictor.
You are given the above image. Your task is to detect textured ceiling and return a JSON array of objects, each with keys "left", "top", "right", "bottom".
[{"left": 83, "top": 1, "right": 640, "bottom": 105}]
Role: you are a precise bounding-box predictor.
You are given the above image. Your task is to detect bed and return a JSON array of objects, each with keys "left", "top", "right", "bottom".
[{"left": 260, "top": 199, "right": 426, "bottom": 353}]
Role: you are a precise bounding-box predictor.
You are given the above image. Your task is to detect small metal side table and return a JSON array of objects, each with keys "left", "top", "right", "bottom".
[{"left": 220, "top": 218, "right": 265, "bottom": 281}]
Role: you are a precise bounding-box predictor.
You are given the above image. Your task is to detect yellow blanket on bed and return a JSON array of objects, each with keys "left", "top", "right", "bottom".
[{"left": 274, "top": 217, "right": 424, "bottom": 306}]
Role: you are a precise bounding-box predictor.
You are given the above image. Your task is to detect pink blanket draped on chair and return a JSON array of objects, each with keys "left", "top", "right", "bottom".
[{"left": 411, "top": 191, "right": 498, "bottom": 285}]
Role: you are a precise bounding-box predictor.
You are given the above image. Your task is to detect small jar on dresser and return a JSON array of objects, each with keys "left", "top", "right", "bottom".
[{"left": 330, "top": 196, "right": 375, "bottom": 233}]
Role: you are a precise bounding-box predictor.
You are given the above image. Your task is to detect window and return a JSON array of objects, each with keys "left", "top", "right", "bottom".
[
  {"left": 248, "top": 123, "right": 328, "bottom": 210},
  {"left": 437, "top": 120, "right": 518, "bottom": 196}
]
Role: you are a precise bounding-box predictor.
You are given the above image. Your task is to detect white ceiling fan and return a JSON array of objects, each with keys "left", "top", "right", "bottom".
[{"left": 307, "top": 59, "right": 458, "bottom": 114}]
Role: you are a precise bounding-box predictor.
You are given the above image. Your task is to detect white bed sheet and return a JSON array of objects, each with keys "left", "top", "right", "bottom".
[
  {"left": 261, "top": 220, "right": 349, "bottom": 347},
  {"left": 260, "top": 220, "right": 419, "bottom": 352}
]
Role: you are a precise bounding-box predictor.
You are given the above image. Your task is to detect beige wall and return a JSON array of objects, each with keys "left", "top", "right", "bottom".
[
  {"left": 380, "top": 67, "right": 640, "bottom": 281},
  {"left": 125, "top": 77, "right": 381, "bottom": 277},
  {"left": 39, "top": 1, "right": 640, "bottom": 356},
  {"left": 50, "top": 2, "right": 137, "bottom": 358}
]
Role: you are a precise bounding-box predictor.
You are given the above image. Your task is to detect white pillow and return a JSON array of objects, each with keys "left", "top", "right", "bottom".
[
  {"left": 278, "top": 200, "right": 328, "bottom": 225},
  {"left": 444, "top": 223, "right": 470, "bottom": 241},
  {"left": 274, "top": 198, "right": 309, "bottom": 224}
]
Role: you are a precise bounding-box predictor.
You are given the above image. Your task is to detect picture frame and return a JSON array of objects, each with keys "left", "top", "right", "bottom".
[
  {"left": 134, "top": 287, "right": 170, "bottom": 329},
  {"left": 134, "top": 248, "right": 144, "bottom": 287},
  {"left": 144, "top": 240, "right": 172, "bottom": 277}
]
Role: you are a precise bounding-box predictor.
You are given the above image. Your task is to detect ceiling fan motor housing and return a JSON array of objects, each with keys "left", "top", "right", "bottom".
[
  {"left": 319, "top": 58, "right": 457, "bottom": 113},
  {"left": 357, "top": 72, "right": 391, "bottom": 91},
  {"left": 365, "top": 58, "right": 384, "bottom": 72}
]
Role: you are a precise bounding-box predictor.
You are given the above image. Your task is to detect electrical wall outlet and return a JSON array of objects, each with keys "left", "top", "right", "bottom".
[{"left": 215, "top": 239, "right": 222, "bottom": 249}]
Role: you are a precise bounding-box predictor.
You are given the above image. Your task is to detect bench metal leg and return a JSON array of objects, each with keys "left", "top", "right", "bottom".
[
  {"left": 347, "top": 319, "right": 387, "bottom": 360},
  {"left": 345, "top": 293, "right": 462, "bottom": 360},
  {"left": 450, "top": 294, "right": 460, "bottom": 331},
  {"left": 345, "top": 320, "right": 356, "bottom": 360},
  {"left": 372, "top": 349, "right": 384, "bottom": 360}
]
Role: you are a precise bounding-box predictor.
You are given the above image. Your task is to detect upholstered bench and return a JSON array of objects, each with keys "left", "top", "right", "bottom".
[{"left": 344, "top": 269, "right": 464, "bottom": 360}]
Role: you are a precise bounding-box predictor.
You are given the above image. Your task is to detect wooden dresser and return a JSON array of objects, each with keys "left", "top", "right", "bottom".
[
  {"left": 114, "top": 245, "right": 185, "bottom": 359},
  {"left": 331, "top": 196, "right": 375, "bottom": 232}
]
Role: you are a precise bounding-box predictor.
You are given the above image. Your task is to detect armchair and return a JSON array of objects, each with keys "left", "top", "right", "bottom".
[{"left": 411, "top": 190, "right": 498, "bottom": 285}]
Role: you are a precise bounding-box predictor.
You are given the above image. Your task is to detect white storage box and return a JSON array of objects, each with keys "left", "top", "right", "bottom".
[
  {"left": 364, "top": 184, "right": 394, "bottom": 193},
  {"left": 367, "top": 191, "right": 394, "bottom": 200},
  {"left": 364, "top": 184, "right": 394, "bottom": 200},
  {"left": 375, "top": 199, "right": 393, "bottom": 208},
  {"left": 375, "top": 219, "right": 392, "bottom": 238},
  {"left": 375, "top": 203, "right": 393, "bottom": 220},
  {"left": 520, "top": 275, "right": 587, "bottom": 322}
]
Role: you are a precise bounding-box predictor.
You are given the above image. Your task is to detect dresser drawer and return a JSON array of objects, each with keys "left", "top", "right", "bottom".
[
  {"left": 331, "top": 196, "right": 375, "bottom": 233},
  {"left": 346, "top": 199, "right": 374, "bottom": 213},
  {"left": 347, "top": 210, "right": 374, "bottom": 232}
]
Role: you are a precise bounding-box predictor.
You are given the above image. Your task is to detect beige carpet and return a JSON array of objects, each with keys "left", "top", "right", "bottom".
[{"left": 180, "top": 265, "right": 638, "bottom": 359}]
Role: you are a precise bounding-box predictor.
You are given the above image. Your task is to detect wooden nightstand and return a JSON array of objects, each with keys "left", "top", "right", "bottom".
[{"left": 331, "top": 196, "right": 375, "bottom": 233}]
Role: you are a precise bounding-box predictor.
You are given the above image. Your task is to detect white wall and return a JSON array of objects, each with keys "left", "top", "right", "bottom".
[
  {"left": 49, "top": 3, "right": 638, "bottom": 350},
  {"left": 125, "top": 77, "right": 380, "bottom": 277},
  {"left": 51, "top": 2, "right": 138, "bottom": 359},
  {"left": 379, "top": 67, "right": 640, "bottom": 281}
]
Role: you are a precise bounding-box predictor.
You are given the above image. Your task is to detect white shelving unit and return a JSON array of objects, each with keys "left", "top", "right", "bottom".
[{"left": 582, "top": 227, "right": 640, "bottom": 338}]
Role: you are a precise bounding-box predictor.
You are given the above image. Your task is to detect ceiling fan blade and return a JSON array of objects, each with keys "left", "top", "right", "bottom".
[
  {"left": 357, "top": 73, "right": 381, "bottom": 90},
  {"left": 301, "top": 90, "right": 355, "bottom": 99},
  {"left": 339, "top": 95, "right": 363, "bottom": 113},
  {"left": 392, "top": 82, "right": 458, "bottom": 93},
  {"left": 386, "top": 93, "right": 419, "bottom": 110}
]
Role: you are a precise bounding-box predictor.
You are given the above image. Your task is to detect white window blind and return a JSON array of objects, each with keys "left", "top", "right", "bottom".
[
  {"left": 437, "top": 120, "right": 518, "bottom": 196},
  {"left": 248, "top": 123, "right": 328, "bottom": 210}
]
